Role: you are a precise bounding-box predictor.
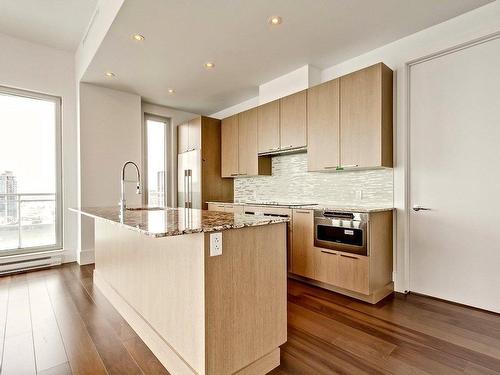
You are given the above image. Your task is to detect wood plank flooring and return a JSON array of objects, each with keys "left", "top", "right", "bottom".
[{"left": 0, "top": 263, "right": 498, "bottom": 374}]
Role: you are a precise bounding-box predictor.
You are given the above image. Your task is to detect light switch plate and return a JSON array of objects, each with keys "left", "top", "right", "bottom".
[{"left": 210, "top": 232, "right": 222, "bottom": 256}]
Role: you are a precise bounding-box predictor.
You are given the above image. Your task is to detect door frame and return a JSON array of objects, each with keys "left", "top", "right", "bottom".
[
  {"left": 0, "top": 85, "right": 63, "bottom": 255},
  {"left": 404, "top": 31, "right": 500, "bottom": 293},
  {"left": 142, "top": 113, "right": 172, "bottom": 207}
]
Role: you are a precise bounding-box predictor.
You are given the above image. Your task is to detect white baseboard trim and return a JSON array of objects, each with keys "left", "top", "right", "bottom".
[
  {"left": 93, "top": 271, "right": 197, "bottom": 375},
  {"left": 78, "top": 249, "right": 95, "bottom": 265}
]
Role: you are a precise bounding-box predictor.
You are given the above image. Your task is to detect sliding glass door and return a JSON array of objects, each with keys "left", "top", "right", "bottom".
[{"left": 0, "top": 86, "right": 62, "bottom": 255}]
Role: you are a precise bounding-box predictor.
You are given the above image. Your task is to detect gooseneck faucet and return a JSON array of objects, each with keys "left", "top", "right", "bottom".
[{"left": 119, "top": 161, "right": 141, "bottom": 214}]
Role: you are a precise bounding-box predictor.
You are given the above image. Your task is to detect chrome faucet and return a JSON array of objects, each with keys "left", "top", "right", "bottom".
[{"left": 119, "top": 161, "right": 141, "bottom": 214}]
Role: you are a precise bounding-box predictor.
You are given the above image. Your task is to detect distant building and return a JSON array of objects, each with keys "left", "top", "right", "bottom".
[
  {"left": 156, "top": 170, "right": 165, "bottom": 206},
  {"left": 0, "top": 171, "right": 18, "bottom": 223}
]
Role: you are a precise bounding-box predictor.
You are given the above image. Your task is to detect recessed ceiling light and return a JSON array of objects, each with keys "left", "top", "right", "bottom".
[
  {"left": 204, "top": 62, "right": 215, "bottom": 69},
  {"left": 132, "top": 34, "right": 145, "bottom": 41},
  {"left": 104, "top": 71, "right": 116, "bottom": 78},
  {"left": 168, "top": 88, "right": 175, "bottom": 94},
  {"left": 269, "top": 16, "right": 282, "bottom": 26}
]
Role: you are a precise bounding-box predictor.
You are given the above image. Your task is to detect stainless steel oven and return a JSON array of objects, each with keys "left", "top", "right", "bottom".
[{"left": 314, "top": 210, "right": 368, "bottom": 256}]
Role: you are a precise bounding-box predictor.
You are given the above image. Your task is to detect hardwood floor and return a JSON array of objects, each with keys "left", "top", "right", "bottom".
[{"left": 0, "top": 263, "right": 499, "bottom": 375}]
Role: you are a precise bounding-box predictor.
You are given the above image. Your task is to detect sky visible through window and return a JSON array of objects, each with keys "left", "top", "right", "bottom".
[
  {"left": 146, "top": 119, "right": 166, "bottom": 206},
  {"left": 0, "top": 93, "right": 56, "bottom": 193}
]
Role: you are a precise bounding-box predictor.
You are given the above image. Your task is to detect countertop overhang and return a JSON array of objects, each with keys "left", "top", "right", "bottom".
[{"left": 70, "top": 206, "right": 289, "bottom": 238}]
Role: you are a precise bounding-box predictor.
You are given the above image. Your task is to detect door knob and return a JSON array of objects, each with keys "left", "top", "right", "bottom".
[{"left": 413, "top": 205, "right": 431, "bottom": 212}]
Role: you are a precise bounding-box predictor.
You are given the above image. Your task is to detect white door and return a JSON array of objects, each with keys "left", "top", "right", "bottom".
[{"left": 409, "top": 36, "right": 500, "bottom": 313}]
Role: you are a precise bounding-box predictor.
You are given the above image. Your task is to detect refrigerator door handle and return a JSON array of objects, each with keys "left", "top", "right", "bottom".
[
  {"left": 184, "top": 170, "right": 188, "bottom": 208},
  {"left": 188, "top": 169, "right": 193, "bottom": 208}
]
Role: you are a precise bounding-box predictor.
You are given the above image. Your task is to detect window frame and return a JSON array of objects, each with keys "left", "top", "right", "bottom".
[
  {"left": 142, "top": 113, "right": 171, "bottom": 207},
  {"left": 0, "top": 85, "right": 63, "bottom": 255}
]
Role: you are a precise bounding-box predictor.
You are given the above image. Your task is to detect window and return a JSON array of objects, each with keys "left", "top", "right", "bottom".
[
  {"left": 144, "top": 115, "right": 170, "bottom": 207},
  {"left": 0, "top": 86, "right": 62, "bottom": 254}
]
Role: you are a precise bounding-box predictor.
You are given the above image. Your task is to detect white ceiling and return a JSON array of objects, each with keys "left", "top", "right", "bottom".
[
  {"left": 83, "top": 0, "right": 493, "bottom": 115},
  {"left": 0, "top": 0, "right": 98, "bottom": 51}
]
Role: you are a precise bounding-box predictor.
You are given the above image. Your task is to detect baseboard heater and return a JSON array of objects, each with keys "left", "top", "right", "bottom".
[{"left": 0, "top": 251, "right": 62, "bottom": 275}]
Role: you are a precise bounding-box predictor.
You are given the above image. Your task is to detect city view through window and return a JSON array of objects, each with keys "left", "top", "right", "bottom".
[
  {"left": 0, "top": 91, "right": 60, "bottom": 253},
  {"left": 146, "top": 118, "right": 167, "bottom": 207}
]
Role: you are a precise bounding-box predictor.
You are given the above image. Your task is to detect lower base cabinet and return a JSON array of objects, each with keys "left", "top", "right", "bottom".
[
  {"left": 314, "top": 249, "right": 338, "bottom": 285},
  {"left": 291, "top": 209, "right": 392, "bottom": 303},
  {"left": 314, "top": 250, "right": 369, "bottom": 295},
  {"left": 337, "top": 253, "right": 369, "bottom": 295}
]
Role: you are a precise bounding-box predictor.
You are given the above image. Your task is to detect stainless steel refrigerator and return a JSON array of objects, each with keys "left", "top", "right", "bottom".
[{"left": 177, "top": 149, "right": 201, "bottom": 209}]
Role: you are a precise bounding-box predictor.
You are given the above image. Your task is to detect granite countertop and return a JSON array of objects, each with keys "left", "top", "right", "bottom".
[
  {"left": 206, "top": 201, "right": 393, "bottom": 213},
  {"left": 70, "top": 206, "right": 289, "bottom": 238},
  {"left": 305, "top": 204, "right": 394, "bottom": 213}
]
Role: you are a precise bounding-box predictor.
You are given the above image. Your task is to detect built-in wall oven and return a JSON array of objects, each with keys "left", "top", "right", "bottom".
[{"left": 314, "top": 210, "right": 368, "bottom": 256}]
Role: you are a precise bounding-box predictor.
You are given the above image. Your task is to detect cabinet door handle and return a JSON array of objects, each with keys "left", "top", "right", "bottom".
[
  {"left": 230, "top": 173, "right": 239, "bottom": 176},
  {"left": 238, "top": 173, "right": 248, "bottom": 176},
  {"left": 321, "top": 250, "right": 337, "bottom": 255},
  {"left": 294, "top": 210, "right": 310, "bottom": 214},
  {"left": 340, "top": 254, "right": 359, "bottom": 260}
]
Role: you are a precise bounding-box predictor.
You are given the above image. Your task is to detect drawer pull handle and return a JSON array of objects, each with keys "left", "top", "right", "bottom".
[
  {"left": 340, "top": 254, "right": 358, "bottom": 260},
  {"left": 295, "top": 210, "right": 310, "bottom": 214},
  {"left": 321, "top": 250, "right": 337, "bottom": 255}
]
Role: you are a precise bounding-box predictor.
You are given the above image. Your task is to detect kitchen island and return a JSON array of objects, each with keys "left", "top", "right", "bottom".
[{"left": 73, "top": 207, "right": 288, "bottom": 375}]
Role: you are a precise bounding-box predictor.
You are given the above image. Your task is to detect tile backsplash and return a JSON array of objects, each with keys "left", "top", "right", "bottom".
[{"left": 234, "top": 153, "right": 393, "bottom": 207}]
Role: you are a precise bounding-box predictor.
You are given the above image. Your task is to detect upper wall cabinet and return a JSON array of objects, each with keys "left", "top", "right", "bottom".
[
  {"left": 178, "top": 117, "right": 201, "bottom": 153},
  {"left": 280, "top": 90, "right": 307, "bottom": 151},
  {"left": 340, "top": 63, "right": 393, "bottom": 168},
  {"left": 307, "top": 63, "right": 393, "bottom": 171},
  {"left": 221, "top": 111, "right": 271, "bottom": 178},
  {"left": 221, "top": 115, "right": 239, "bottom": 177},
  {"left": 307, "top": 79, "right": 340, "bottom": 171},
  {"left": 258, "top": 100, "right": 280, "bottom": 153}
]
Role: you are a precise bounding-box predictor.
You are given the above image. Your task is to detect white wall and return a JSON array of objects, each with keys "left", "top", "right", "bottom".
[
  {"left": 78, "top": 83, "right": 142, "bottom": 263},
  {"left": 141, "top": 102, "right": 197, "bottom": 207},
  {"left": 259, "top": 65, "right": 320, "bottom": 105},
  {"left": 207, "top": 0, "right": 500, "bottom": 292},
  {"left": 0, "top": 32, "right": 78, "bottom": 263},
  {"left": 75, "top": 0, "right": 124, "bottom": 81}
]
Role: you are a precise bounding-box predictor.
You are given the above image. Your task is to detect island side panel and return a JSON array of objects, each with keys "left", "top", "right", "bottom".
[
  {"left": 94, "top": 219, "right": 206, "bottom": 375},
  {"left": 204, "top": 223, "right": 287, "bottom": 375}
]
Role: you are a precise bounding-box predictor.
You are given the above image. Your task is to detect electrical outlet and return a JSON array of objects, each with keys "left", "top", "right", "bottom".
[{"left": 210, "top": 232, "right": 222, "bottom": 256}]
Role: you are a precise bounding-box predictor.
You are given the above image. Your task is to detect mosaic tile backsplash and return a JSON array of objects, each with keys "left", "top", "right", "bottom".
[{"left": 234, "top": 153, "right": 393, "bottom": 207}]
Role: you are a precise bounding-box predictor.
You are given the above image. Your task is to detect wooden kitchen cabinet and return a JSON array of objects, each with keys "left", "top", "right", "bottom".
[
  {"left": 221, "top": 112, "right": 271, "bottom": 178},
  {"left": 258, "top": 100, "right": 280, "bottom": 153},
  {"left": 307, "top": 79, "right": 340, "bottom": 171},
  {"left": 280, "top": 90, "right": 307, "bottom": 150},
  {"left": 221, "top": 115, "right": 239, "bottom": 177},
  {"left": 340, "top": 63, "right": 393, "bottom": 168},
  {"left": 291, "top": 209, "right": 315, "bottom": 279},
  {"left": 314, "top": 249, "right": 339, "bottom": 285},
  {"left": 207, "top": 202, "right": 243, "bottom": 213},
  {"left": 178, "top": 117, "right": 201, "bottom": 153},
  {"left": 290, "top": 210, "right": 393, "bottom": 304},
  {"left": 177, "top": 122, "right": 190, "bottom": 153},
  {"left": 188, "top": 117, "right": 201, "bottom": 151},
  {"left": 238, "top": 108, "right": 259, "bottom": 176},
  {"left": 337, "top": 253, "right": 369, "bottom": 295}
]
